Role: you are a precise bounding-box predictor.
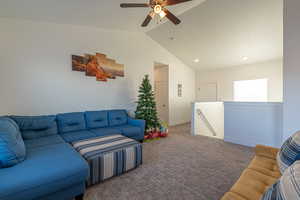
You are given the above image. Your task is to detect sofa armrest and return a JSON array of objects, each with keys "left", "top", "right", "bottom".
[
  {"left": 128, "top": 118, "right": 145, "bottom": 140},
  {"left": 255, "top": 144, "right": 279, "bottom": 159}
]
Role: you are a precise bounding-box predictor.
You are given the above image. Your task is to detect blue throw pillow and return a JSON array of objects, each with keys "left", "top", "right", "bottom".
[
  {"left": 277, "top": 131, "right": 300, "bottom": 174},
  {"left": 0, "top": 117, "right": 26, "bottom": 168},
  {"left": 261, "top": 160, "right": 300, "bottom": 200}
]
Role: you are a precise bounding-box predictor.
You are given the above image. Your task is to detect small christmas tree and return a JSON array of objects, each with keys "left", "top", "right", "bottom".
[{"left": 135, "top": 75, "right": 160, "bottom": 133}]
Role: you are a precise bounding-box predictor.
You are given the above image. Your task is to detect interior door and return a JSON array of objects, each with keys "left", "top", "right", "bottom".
[
  {"left": 197, "top": 83, "right": 218, "bottom": 102},
  {"left": 155, "top": 82, "right": 169, "bottom": 124}
]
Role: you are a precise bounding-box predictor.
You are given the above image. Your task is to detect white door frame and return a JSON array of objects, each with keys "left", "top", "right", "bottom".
[{"left": 154, "top": 62, "right": 169, "bottom": 125}]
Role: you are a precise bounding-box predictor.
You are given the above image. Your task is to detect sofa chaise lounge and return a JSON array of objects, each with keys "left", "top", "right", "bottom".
[{"left": 0, "top": 109, "right": 145, "bottom": 200}]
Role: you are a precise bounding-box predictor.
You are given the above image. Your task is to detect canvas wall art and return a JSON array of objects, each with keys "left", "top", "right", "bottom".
[{"left": 72, "top": 53, "right": 124, "bottom": 82}]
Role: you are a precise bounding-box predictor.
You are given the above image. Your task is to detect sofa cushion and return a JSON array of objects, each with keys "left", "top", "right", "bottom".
[
  {"left": 248, "top": 156, "right": 281, "bottom": 179},
  {"left": 261, "top": 160, "right": 300, "bottom": 200},
  {"left": 89, "top": 127, "right": 121, "bottom": 137},
  {"left": 277, "top": 131, "right": 300, "bottom": 174},
  {"left": 0, "top": 143, "right": 89, "bottom": 200},
  {"left": 57, "top": 112, "right": 86, "bottom": 133},
  {"left": 0, "top": 118, "right": 26, "bottom": 168},
  {"left": 10, "top": 115, "right": 58, "bottom": 140},
  {"left": 113, "top": 125, "right": 142, "bottom": 137},
  {"left": 255, "top": 144, "right": 279, "bottom": 160},
  {"left": 61, "top": 130, "right": 96, "bottom": 143},
  {"left": 108, "top": 110, "right": 128, "bottom": 126},
  {"left": 24, "top": 135, "right": 65, "bottom": 149},
  {"left": 228, "top": 169, "right": 277, "bottom": 200},
  {"left": 85, "top": 111, "right": 108, "bottom": 129},
  {"left": 221, "top": 192, "right": 247, "bottom": 200}
]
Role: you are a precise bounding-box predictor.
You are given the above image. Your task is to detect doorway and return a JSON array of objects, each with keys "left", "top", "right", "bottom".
[
  {"left": 154, "top": 62, "right": 169, "bottom": 125},
  {"left": 197, "top": 83, "right": 218, "bottom": 102}
]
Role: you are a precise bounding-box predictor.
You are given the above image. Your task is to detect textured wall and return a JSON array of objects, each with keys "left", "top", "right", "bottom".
[
  {"left": 196, "top": 60, "right": 283, "bottom": 102},
  {"left": 0, "top": 18, "right": 195, "bottom": 125}
]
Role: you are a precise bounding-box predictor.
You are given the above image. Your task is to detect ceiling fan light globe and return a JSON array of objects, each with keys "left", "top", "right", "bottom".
[{"left": 154, "top": 5, "right": 162, "bottom": 14}]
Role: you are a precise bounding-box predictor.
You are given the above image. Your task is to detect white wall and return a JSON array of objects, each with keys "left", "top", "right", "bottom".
[
  {"left": 0, "top": 18, "right": 195, "bottom": 126},
  {"left": 283, "top": 0, "right": 300, "bottom": 140},
  {"left": 196, "top": 60, "right": 283, "bottom": 102},
  {"left": 191, "top": 102, "right": 224, "bottom": 140}
]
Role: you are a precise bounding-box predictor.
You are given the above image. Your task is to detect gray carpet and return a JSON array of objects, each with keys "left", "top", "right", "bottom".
[{"left": 84, "top": 124, "right": 254, "bottom": 200}]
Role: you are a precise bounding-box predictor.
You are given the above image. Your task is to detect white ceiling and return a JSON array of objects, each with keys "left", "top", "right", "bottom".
[
  {"left": 0, "top": 0, "right": 283, "bottom": 70},
  {"left": 0, "top": 0, "right": 204, "bottom": 32},
  {"left": 147, "top": 0, "right": 283, "bottom": 70}
]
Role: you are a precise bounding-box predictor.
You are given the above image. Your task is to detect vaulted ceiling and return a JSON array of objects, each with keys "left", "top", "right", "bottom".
[
  {"left": 0, "top": 0, "right": 204, "bottom": 32},
  {"left": 0, "top": 0, "right": 282, "bottom": 71},
  {"left": 147, "top": 0, "right": 283, "bottom": 70}
]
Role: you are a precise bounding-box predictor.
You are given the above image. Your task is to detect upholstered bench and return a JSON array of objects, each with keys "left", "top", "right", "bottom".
[{"left": 72, "top": 134, "right": 143, "bottom": 186}]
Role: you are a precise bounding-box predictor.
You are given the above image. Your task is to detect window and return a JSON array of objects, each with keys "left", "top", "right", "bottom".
[{"left": 234, "top": 79, "right": 268, "bottom": 102}]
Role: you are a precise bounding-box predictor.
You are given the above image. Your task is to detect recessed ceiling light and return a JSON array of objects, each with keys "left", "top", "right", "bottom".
[
  {"left": 194, "top": 59, "right": 200, "bottom": 63},
  {"left": 242, "top": 57, "right": 249, "bottom": 61}
]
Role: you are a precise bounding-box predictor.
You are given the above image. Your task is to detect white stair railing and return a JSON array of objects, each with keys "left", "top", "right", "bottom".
[{"left": 196, "top": 108, "right": 217, "bottom": 137}]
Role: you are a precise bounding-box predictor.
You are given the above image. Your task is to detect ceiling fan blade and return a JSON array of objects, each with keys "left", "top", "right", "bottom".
[
  {"left": 120, "top": 3, "right": 149, "bottom": 8},
  {"left": 142, "top": 12, "right": 153, "bottom": 27},
  {"left": 164, "top": 9, "right": 181, "bottom": 25},
  {"left": 162, "top": 0, "right": 192, "bottom": 6}
]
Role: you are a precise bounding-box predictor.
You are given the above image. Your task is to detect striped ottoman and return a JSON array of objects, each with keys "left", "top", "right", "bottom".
[{"left": 72, "top": 134, "right": 143, "bottom": 186}]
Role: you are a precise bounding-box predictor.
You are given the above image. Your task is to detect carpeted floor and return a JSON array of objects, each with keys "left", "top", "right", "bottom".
[{"left": 84, "top": 123, "right": 254, "bottom": 200}]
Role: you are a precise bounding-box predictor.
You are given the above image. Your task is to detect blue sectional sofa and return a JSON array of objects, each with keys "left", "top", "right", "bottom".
[{"left": 0, "top": 110, "right": 145, "bottom": 200}]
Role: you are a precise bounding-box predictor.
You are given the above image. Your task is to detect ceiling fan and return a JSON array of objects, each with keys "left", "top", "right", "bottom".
[{"left": 120, "top": 0, "right": 192, "bottom": 27}]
